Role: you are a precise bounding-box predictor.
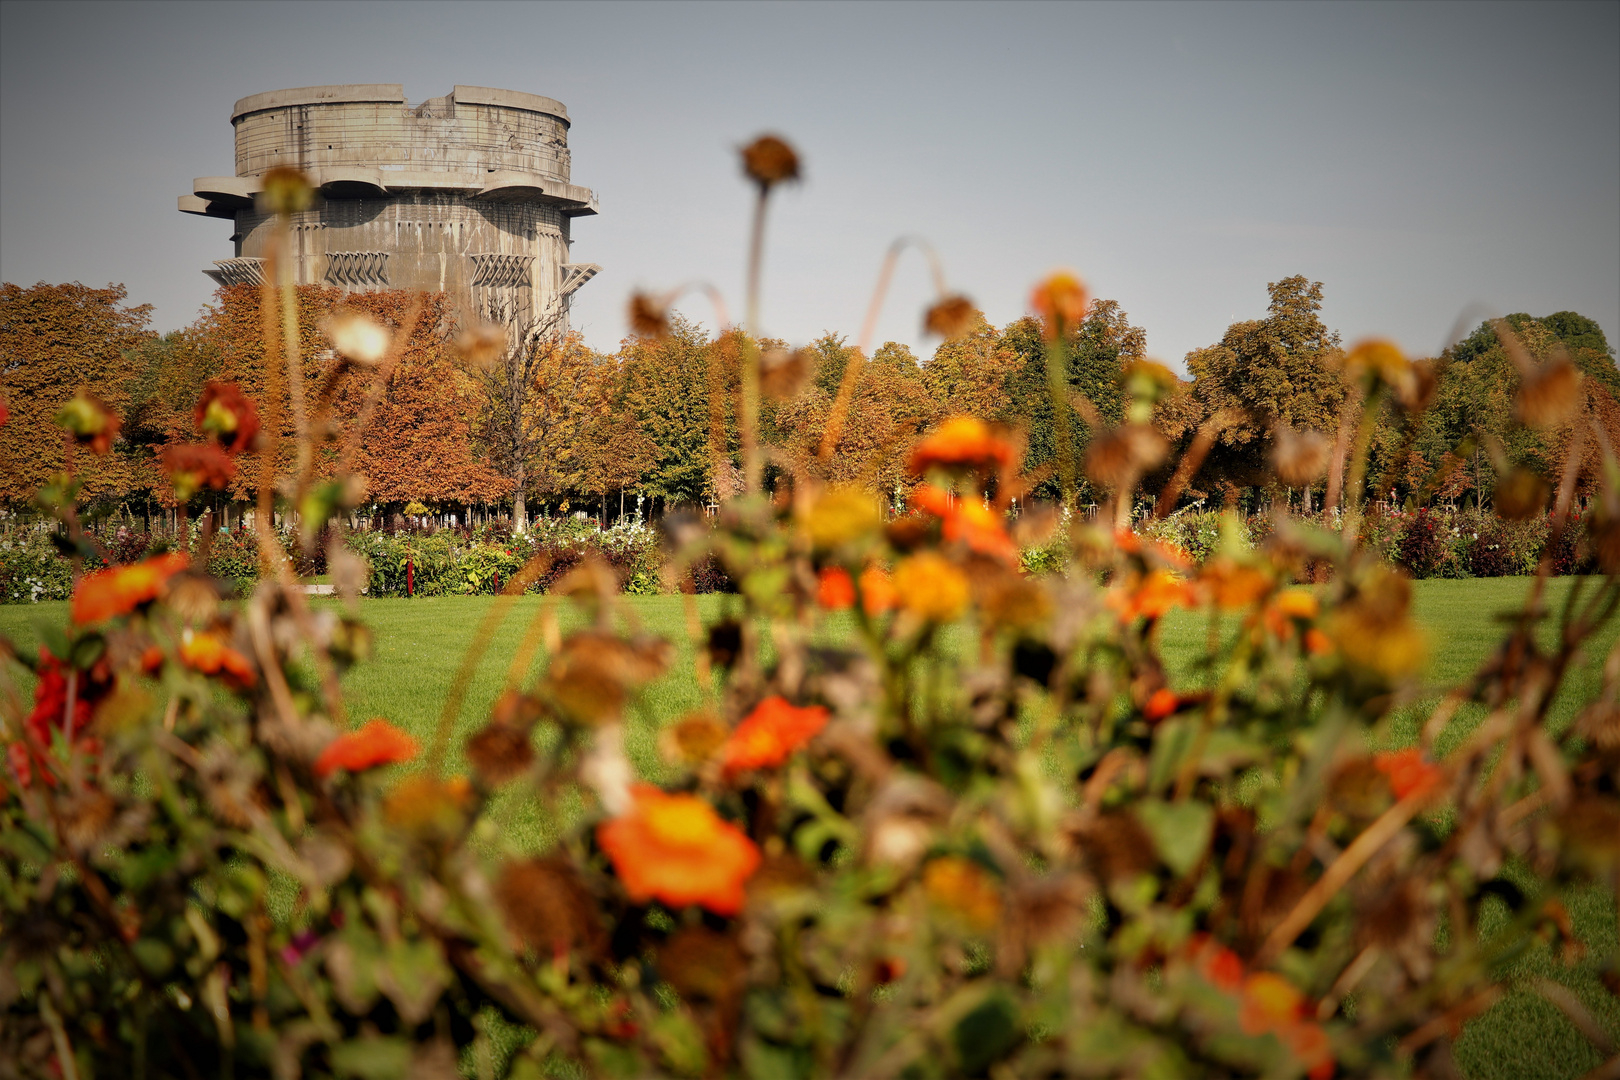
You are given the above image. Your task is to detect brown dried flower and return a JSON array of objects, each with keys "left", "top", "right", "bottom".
[
  {"left": 454, "top": 323, "right": 508, "bottom": 370},
  {"left": 1085, "top": 423, "right": 1167, "bottom": 489},
  {"left": 1515, "top": 359, "right": 1582, "bottom": 429},
  {"left": 1272, "top": 427, "right": 1332, "bottom": 486},
  {"left": 258, "top": 166, "right": 314, "bottom": 216},
  {"left": 465, "top": 719, "right": 535, "bottom": 785},
  {"left": 740, "top": 135, "right": 801, "bottom": 191},
  {"left": 662, "top": 711, "right": 729, "bottom": 765},
  {"left": 1396, "top": 357, "right": 1441, "bottom": 413},
  {"left": 759, "top": 347, "right": 812, "bottom": 400},
  {"left": 543, "top": 632, "right": 674, "bottom": 724},
  {"left": 495, "top": 856, "right": 602, "bottom": 958},
  {"left": 1492, "top": 467, "right": 1549, "bottom": 521},
  {"left": 923, "top": 295, "right": 978, "bottom": 340},
  {"left": 628, "top": 291, "right": 671, "bottom": 339}
]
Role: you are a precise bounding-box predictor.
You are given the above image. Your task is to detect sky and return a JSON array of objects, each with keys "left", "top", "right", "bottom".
[{"left": 2, "top": 0, "right": 1616, "bottom": 371}]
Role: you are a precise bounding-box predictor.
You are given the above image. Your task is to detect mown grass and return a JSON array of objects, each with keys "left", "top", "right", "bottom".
[{"left": 2, "top": 578, "right": 1615, "bottom": 1078}]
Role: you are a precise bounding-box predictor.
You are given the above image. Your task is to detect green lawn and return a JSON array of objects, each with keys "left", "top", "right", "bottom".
[{"left": 2, "top": 578, "right": 1615, "bottom": 1078}]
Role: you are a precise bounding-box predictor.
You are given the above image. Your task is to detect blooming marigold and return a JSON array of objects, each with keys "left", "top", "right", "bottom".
[
  {"left": 1200, "top": 557, "right": 1272, "bottom": 610},
  {"left": 1374, "top": 748, "right": 1443, "bottom": 801},
  {"left": 907, "top": 416, "right": 1014, "bottom": 476},
  {"left": 179, "top": 630, "right": 256, "bottom": 689},
  {"left": 722, "top": 696, "right": 829, "bottom": 777},
  {"left": 893, "top": 552, "right": 971, "bottom": 622},
  {"left": 313, "top": 718, "right": 419, "bottom": 778},
  {"left": 160, "top": 442, "right": 235, "bottom": 501},
  {"left": 597, "top": 784, "right": 761, "bottom": 916},
  {"left": 54, "top": 393, "right": 121, "bottom": 455},
  {"left": 816, "top": 566, "right": 856, "bottom": 610},
  {"left": 1030, "top": 271, "right": 1089, "bottom": 340},
  {"left": 71, "top": 552, "right": 188, "bottom": 625},
  {"left": 1305, "top": 628, "right": 1335, "bottom": 656}
]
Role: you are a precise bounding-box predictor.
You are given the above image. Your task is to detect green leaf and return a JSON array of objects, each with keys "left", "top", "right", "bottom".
[
  {"left": 1134, "top": 800, "right": 1214, "bottom": 878},
  {"left": 330, "top": 1035, "right": 411, "bottom": 1080},
  {"left": 954, "top": 992, "right": 1020, "bottom": 1075},
  {"left": 131, "top": 938, "right": 175, "bottom": 977}
]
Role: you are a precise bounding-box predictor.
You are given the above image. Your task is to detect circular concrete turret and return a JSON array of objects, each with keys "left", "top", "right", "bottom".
[{"left": 180, "top": 84, "right": 599, "bottom": 330}]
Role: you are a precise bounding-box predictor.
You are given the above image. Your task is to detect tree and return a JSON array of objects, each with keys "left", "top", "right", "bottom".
[
  {"left": 922, "top": 310, "right": 1020, "bottom": 423},
  {"left": 1002, "top": 300, "right": 1145, "bottom": 500},
  {"left": 0, "top": 282, "right": 153, "bottom": 505},
  {"left": 1185, "top": 276, "right": 1346, "bottom": 494},
  {"left": 620, "top": 317, "right": 733, "bottom": 507},
  {"left": 573, "top": 358, "right": 657, "bottom": 520}
]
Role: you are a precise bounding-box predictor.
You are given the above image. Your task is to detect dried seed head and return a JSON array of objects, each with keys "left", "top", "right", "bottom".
[
  {"left": 259, "top": 166, "right": 314, "bottom": 215},
  {"left": 1492, "top": 467, "right": 1549, "bottom": 521},
  {"left": 58, "top": 788, "right": 118, "bottom": 854},
  {"left": 923, "top": 294, "right": 978, "bottom": 340},
  {"left": 1396, "top": 357, "right": 1441, "bottom": 413},
  {"left": 1030, "top": 271, "right": 1089, "bottom": 341},
  {"left": 495, "top": 856, "right": 602, "bottom": 957},
  {"left": 628, "top": 291, "right": 671, "bottom": 339},
  {"left": 1085, "top": 423, "right": 1167, "bottom": 489},
  {"left": 454, "top": 323, "right": 508, "bottom": 369},
  {"left": 1272, "top": 427, "right": 1332, "bottom": 486},
  {"left": 740, "top": 134, "right": 801, "bottom": 190},
  {"left": 465, "top": 719, "right": 535, "bottom": 785},
  {"left": 1516, "top": 358, "right": 1582, "bottom": 429},
  {"left": 759, "top": 347, "right": 812, "bottom": 400},
  {"left": 662, "top": 711, "right": 728, "bottom": 765},
  {"left": 659, "top": 926, "right": 747, "bottom": 1005},
  {"left": 324, "top": 312, "right": 391, "bottom": 366}
]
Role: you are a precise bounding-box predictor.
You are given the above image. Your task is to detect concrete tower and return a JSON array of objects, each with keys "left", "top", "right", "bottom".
[{"left": 179, "top": 84, "right": 598, "bottom": 331}]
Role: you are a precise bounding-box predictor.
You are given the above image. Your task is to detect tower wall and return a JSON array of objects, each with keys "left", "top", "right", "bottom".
[{"left": 180, "top": 85, "right": 598, "bottom": 331}]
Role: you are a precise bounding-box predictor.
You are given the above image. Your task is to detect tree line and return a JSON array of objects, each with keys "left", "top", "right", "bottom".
[{"left": 2, "top": 276, "right": 1616, "bottom": 527}]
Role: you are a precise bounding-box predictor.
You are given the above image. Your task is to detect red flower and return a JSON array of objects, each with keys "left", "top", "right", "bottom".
[
  {"left": 71, "top": 552, "right": 188, "bottom": 625},
  {"left": 816, "top": 566, "right": 856, "bottom": 610},
  {"left": 313, "top": 718, "right": 419, "bottom": 778},
  {"left": 160, "top": 442, "right": 235, "bottom": 501},
  {"left": 14, "top": 648, "right": 112, "bottom": 788},
  {"left": 54, "top": 393, "right": 120, "bottom": 454},
  {"left": 1374, "top": 748, "right": 1442, "bottom": 801},
  {"left": 597, "top": 784, "right": 761, "bottom": 915},
  {"left": 195, "top": 381, "right": 260, "bottom": 454},
  {"left": 722, "top": 696, "right": 830, "bottom": 777},
  {"left": 1185, "top": 933, "right": 1244, "bottom": 993}
]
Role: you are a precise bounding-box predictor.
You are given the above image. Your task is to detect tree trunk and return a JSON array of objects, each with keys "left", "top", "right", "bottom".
[{"left": 513, "top": 461, "right": 528, "bottom": 534}]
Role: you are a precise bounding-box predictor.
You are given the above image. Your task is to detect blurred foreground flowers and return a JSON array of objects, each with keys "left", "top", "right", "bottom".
[{"left": 4, "top": 144, "right": 1620, "bottom": 1080}]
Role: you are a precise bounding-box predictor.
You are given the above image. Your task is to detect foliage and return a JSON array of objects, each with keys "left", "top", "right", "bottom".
[{"left": 5, "top": 153, "right": 1620, "bottom": 1080}]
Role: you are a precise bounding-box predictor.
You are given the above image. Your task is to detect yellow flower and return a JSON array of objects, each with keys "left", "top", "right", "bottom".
[{"left": 892, "top": 553, "right": 970, "bottom": 622}]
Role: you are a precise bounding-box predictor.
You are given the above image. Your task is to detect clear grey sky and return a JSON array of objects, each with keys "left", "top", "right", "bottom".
[{"left": 2, "top": 0, "right": 1616, "bottom": 369}]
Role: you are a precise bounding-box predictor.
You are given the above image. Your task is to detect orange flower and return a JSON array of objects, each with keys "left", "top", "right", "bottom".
[
  {"left": 893, "top": 552, "right": 970, "bottom": 622},
  {"left": 314, "top": 718, "right": 419, "bottom": 778},
  {"left": 597, "top": 784, "right": 761, "bottom": 915},
  {"left": 859, "top": 564, "right": 898, "bottom": 615},
  {"left": 1374, "top": 748, "right": 1442, "bottom": 801},
  {"left": 1264, "top": 589, "right": 1319, "bottom": 640},
  {"left": 1144, "top": 688, "right": 1181, "bottom": 724},
  {"left": 1200, "top": 557, "right": 1272, "bottom": 610},
  {"left": 907, "top": 417, "right": 1014, "bottom": 476},
  {"left": 71, "top": 552, "right": 188, "bottom": 625},
  {"left": 922, "top": 856, "right": 1003, "bottom": 930},
  {"left": 911, "top": 485, "right": 1018, "bottom": 565},
  {"left": 722, "top": 696, "right": 830, "bottom": 777},
  {"left": 139, "top": 644, "right": 165, "bottom": 674},
  {"left": 1109, "top": 569, "right": 1194, "bottom": 622},
  {"left": 816, "top": 566, "right": 856, "bottom": 610},
  {"left": 1030, "top": 271, "right": 1090, "bottom": 340},
  {"left": 383, "top": 774, "right": 473, "bottom": 835},
  {"left": 179, "top": 630, "right": 256, "bottom": 689},
  {"left": 54, "top": 393, "right": 120, "bottom": 455},
  {"left": 1305, "top": 628, "right": 1335, "bottom": 656}
]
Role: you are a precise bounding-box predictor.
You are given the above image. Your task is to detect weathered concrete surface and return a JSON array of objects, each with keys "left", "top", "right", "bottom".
[{"left": 180, "top": 84, "right": 598, "bottom": 330}]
